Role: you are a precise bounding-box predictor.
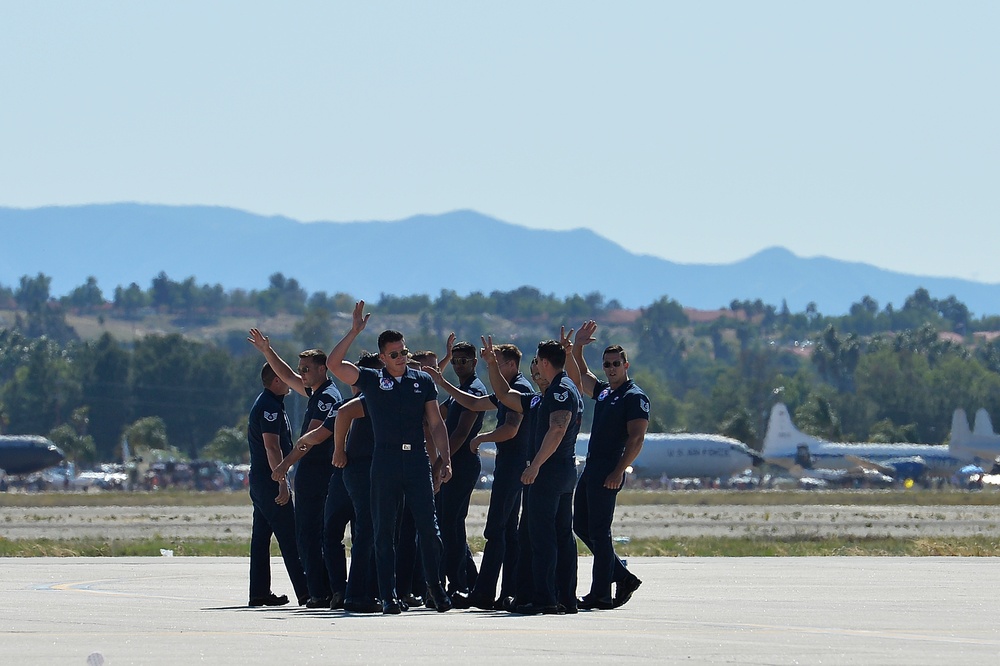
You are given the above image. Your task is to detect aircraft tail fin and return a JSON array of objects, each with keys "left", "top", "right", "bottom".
[
  {"left": 973, "top": 409, "right": 995, "bottom": 437},
  {"left": 763, "top": 403, "right": 821, "bottom": 456},
  {"left": 949, "top": 409, "right": 971, "bottom": 451}
]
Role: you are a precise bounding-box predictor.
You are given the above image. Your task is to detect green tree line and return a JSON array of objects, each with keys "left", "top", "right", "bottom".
[{"left": 4, "top": 273, "right": 1000, "bottom": 464}]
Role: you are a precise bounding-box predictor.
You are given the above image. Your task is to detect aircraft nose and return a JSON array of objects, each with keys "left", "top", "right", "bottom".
[{"left": 48, "top": 446, "right": 66, "bottom": 465}]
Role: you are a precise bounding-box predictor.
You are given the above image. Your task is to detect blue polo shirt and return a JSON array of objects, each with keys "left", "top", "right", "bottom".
[
  {"left": 247, "top": 388, "right": 292, "bottom": 484},
  {"left": 532, "top": 371, "right": 582, "bottom": 466},
  {"left": 299, "top": 379, "right": 343, "bottom": 467},
  {"left": 354, "top": 366, "right": 437, "bottom": 451},
  {"left": 517, "top": 391, "right": 543, "bottom": 457},
  {"left": 323, "top": 395, "right": 375, "bottom": 460},
  {"left": 588, "top": 379, "right": 650, "bottom": 464},
  {"left": 445, "top": 373, "right": 487, "bottom": 456},
  {"left": 489, "top": 372, "right": 534, "bottom": 467}
]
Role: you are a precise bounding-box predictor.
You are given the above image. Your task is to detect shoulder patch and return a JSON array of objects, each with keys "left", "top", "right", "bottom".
[
  {"left": 530, "top": 395, "right": 542, "bottom": 409},
  {"left": 554, "top": 391, "right": 569, "bottom": 402},
  {"left": 318, "top": 401, "right": 332, "bottom": 413},
  {"left": 640, "top": 399, "right": 650, "bottom": 413},
  {"left": 263, "top": 411, "right": 278, "bottom": 422}
]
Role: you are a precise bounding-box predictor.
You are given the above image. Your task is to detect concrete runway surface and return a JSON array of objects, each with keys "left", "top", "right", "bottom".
[{"left": 1, "top": 556, "right": 998, "bottom": 664}]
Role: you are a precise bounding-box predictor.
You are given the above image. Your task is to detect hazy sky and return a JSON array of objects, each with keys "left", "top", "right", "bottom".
[{"left": 3, "top": 2, "right": 998, "bottom": 282}]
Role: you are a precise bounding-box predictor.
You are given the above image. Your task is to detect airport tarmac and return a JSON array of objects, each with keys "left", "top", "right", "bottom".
[{"left": 1, "top": 556, "right": 998, "bottom": 664}]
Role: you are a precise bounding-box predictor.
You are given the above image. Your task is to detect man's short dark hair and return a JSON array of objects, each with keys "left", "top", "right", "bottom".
[
  {"left": 300, "top": 349, "right": 328, "bottom": 366},
  {"left": 452, "top": 341, "right": 476, "bottom": 357},
  {"left": 261, "top": 363, "right": 277, "bottom": 387},
  {"left": 357, "top": 351, "right": 383, "bottom": 370},
  {"left": 536, "top": 340, "right": 565, "bottom": 369},
  {"left": 377, "top": 330, "right": 404, "bottom": 352},
  {"left": 603, "top": 345, "right": 627, "bottom": 363},
  {"left": 410, "top": 350, "right": 436, "bottom": 363},
  {"left": 495, "top": 343, "right": 522, "bottom": 366}
]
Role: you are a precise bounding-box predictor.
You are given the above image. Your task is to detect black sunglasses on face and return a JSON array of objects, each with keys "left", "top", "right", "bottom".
[
  {"left": 603, "top": 360, "right": 623, "bottom": 368},
  {"left": 298, "top": 366, "right": 311, "bottom": 373},
  {"left": 387, "top": 348, "right": 410, "bottom": 360},
  {"left": 451, "top": 357, "right": 474, "bottom": 366}
]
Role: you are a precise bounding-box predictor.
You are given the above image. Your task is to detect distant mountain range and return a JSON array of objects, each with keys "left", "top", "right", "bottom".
[{"left": 3, "top": 203, "right": 1000, "bottom": 316}]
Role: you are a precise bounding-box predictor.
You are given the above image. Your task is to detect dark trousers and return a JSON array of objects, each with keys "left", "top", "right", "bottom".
[
  {"left": 526, "top": 463, "right": 577, "bottom": 607},
  {"left": 294, "top": 470, "right": 331, "bottom": 599},
  {"left": 573, "top": 464, "right": 628, "bottom": 602},
  {"left": 249, "top": 482, "right": 308, "bottom": 602},
  {"left": 324, "top": 466, "right": 355, "bottom": 597},
  {"left": 343, "top": 456, "right": 377, "bottom": 601},
  {"left": 371, "top": 449, "right": 445, "bottom": 603},
  {"left": 513, "top": 486, "right": 534, "bottom": 604},
  {"left": 436, "top": 448, "right": 480, "bottom": 593},
  {"left": 395, "top": 500, "right": 427, "bottom": 596},
  {"left": 472, "top": 459, "right": 523, "bottom": 601}
]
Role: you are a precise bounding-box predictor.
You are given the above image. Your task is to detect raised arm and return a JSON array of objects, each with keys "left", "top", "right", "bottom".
[
  {"left": 248, "top": 329, "right": 308, "bottom": 396},
  {"left": 438, "top": 332, "right": 456, "bottom": 372},
  {"left": 423, "top": 364, "right": 496, "bottom": 412},
  {"left": 327, "top": 301, "right": 369, "bottom": 386},
  {"left": 560, "top": 325, "right": 584, "bottom": 391},
  {"left": 482, "top": 335, "right": 526, "bottom": 412},
  {"left": 573, "top": 320, "right": 600, "bottom": 397}
]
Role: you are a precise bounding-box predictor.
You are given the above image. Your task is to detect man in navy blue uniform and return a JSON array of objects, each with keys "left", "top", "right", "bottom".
[
  {"left": 326, "top": 301, "right": 454, "bottom": 614},
  {"left": 426, "top": 342, "right": 532, "bottom": 610},
  {"left": 514, "top": 339, "right": 582, "bottom": 615},
  {"left": 437, "top": 340, "right": 487, "bottom": 598},
  {"left": 277, "top": 351, "right": 385, "bottom": 613},
  {"left": 485, "top": 342, "right": 578, "bottom": 614},
  {"left": 566, "top": 320, "right": 649, "bottom": 609},
  {"left": 248, "top": 329, "right": 346, "bottom": 608},
  {"left": 331, "top": 353, "right": 383, "bottom": 612},
  {"left": 246, "top": 363, "right": 309, "bottom": 607}
]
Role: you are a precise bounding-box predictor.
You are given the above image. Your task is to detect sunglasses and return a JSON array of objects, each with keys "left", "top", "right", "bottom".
[
  {"left": 451, "top": 357, "right": 474, "bottom": 366},
  {"left": 603, "top": 360, "right": 623, "bottom": 368},
  {"left": 297, "top": 366, "right": 312, "bottom": 373},
  {"left": 386, "top": 348, "right": 410, "bottom": 360}
]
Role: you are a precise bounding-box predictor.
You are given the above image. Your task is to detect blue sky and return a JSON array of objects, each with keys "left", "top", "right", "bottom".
[{"left": 3, "top": 2, "right": 998, "bottom": 282}]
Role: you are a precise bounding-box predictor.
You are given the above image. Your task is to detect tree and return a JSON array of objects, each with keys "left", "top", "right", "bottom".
[
  {"left": 113, "top": 283, "right": 149, "bottom": 318},
  {"left": 202, "top": 426, "right": 248, "bottom": 463},
  {"left": 78, "top": 333, "right": 132, "bottom": 459},
  {"left": 62, "top": 276, "right": 105, "bottom": 310},
  {"left": 123, "top": 416, "right": 169, "bottom": 451},
  {"left": 47, "top": 407, "right": 97, "bottom": 463},
  {"left": 294, "top": 307, "right": 333, "bottom": 350},
  {"left": 14, "top": 273, "right": 51, "bottom": 311},
  {"left": 1, "top": 338, "right": 82, "bottom": 435}
]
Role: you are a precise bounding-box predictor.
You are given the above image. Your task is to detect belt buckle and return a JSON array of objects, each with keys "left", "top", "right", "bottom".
[{"left": 402, "top": 443, "right": 412, "bottom": 451}]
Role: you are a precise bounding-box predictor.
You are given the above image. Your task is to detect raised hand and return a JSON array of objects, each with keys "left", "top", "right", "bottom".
[
  {"left": 559, "top": 326, "right": 575, "bottom": 350},
  {"left": 247, "top": 328, "right": 270, "bottom": 353},
  {"left": 352, "top": 300, "right": 371, "bottom": 334},
  {"left": 576, "top": 320, "right": 598, "bottom": 347},
  {"left": 480, "top": 335, "right": 499, "bottom": 366}
]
